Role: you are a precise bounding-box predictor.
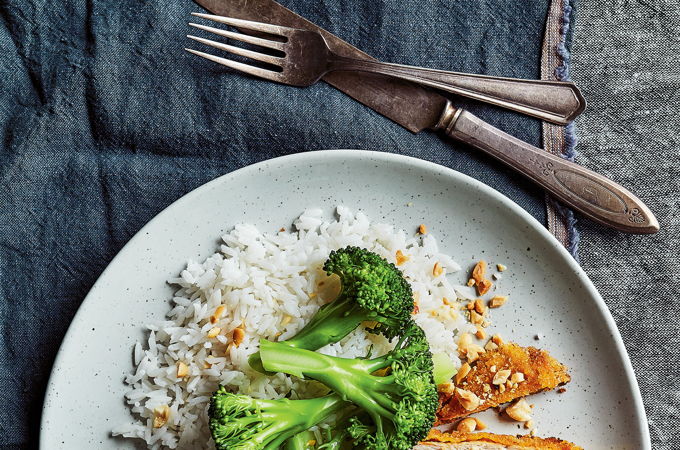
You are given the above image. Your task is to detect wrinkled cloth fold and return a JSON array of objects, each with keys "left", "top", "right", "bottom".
[{"left": 0, "top": 0, "right": 552, "bottom": 447}]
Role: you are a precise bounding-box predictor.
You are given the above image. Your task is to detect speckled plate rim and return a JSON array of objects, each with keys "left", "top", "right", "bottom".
[{"left": 39, "top": 149, "right": 650, "bottom": 448}]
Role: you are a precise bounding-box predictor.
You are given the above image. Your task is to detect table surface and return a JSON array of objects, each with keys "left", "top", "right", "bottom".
[
  {"left": 570, "top": 1, "right": 680, "bottom": 448},
  {"left": 0, "top": 0, "right": 678, "bottom": 448}
]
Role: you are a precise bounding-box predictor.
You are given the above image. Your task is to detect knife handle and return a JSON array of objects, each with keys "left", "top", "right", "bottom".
[
  {"left": 330, "top": 57, "right": 585, "bottom": 125},
  {"left": 435, "top": 103, "right": 659, "bottom": 234}
]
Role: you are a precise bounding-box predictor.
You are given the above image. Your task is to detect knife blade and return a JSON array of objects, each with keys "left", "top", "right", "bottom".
[{"left": 191, "top": 0, "right": 659, "bottom": 234}]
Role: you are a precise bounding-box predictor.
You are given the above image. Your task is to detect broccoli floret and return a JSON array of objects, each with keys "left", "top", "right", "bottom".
[
  {"left": 317, "top": 407, "right": 362, "bottom": 450},
  {"left": 208, "top": 387, "right": 347, "bottom": 450},
  {"left": 259, "top": 322, "right": 438, "bottom": 450},
  {"left": 249, "top": 246, "right": 414, "bottom": 373}
]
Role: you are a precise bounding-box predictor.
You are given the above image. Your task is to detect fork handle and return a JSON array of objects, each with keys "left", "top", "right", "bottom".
[
  {"left": 329, "top": 56, "right": 585, "bottom": 125},
  {"left": 433, "top": 102, "right": 658, "bottom": 233}
]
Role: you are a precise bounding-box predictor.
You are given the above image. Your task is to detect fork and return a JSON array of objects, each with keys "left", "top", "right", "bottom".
[{"left": 185, "top": 13, "right": 585, "bottom": 125}]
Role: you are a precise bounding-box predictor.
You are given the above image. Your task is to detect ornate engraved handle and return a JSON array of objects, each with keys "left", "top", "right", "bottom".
[
  {"left": 330, "top": 57, "right": 586, "bottom": 125},
  {"left": 434, "top": 102, "right": 659, "bottom": 234}
]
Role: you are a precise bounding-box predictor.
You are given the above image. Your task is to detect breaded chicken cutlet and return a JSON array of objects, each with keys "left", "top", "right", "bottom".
[
  {"left": 415, "top": 429, "right": 583, "bottom": 449},
  {"left": 437, "top": 343, "right": 570, "bottom": 422}
]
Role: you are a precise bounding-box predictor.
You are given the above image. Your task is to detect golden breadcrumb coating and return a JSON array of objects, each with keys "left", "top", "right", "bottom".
[
  {"left": 416, "top": 429, "right": 583, "bottom": 449},
  {"left": 437, "top": 343, "right": 570, "bottom": 423}
]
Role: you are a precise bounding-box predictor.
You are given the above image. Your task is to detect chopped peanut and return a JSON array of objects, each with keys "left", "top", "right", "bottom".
[
  {"left": 467, "top": 278, "right": 476, "bottom": 287},
  {"left": 492, "top": 369, "right": 511, "bottom": 385},
  {"left": 497, "top": 263, "right": 507, "bottom": 272},
  {"left": 279, "top": 227, "right": 286, "bottom": 232},
  {"left": 210, "top": 305, "right": 226, "bottom": 324},
  {"left": 469, "top": 310, "right": 483, "bottom": 325},
  {"left": 457, "top": 332, "right": 485, "bottom": 363},
  {"left": 475, "top": 327, "right": 486, "bottom": 340},
  {"left": 525, "top": 419, "right": 534, "bottom": 429},
  {"left": 499, "top": 383, "right": 506, "bottom": 393},
  {"left": 232, "top": 327, "right": 245, "bottom": 347},
  {"left": 176, "top": 361, "right": 189, "bottom": 378},
  {"left": 433, "top": 262, "right": 444, "bottom": 277},
  {"left": 505, "top": 398, "right": 532, "bottom": 422},
  {"left": 438, "top": 382, "right": 456, "bottom": 394},
  {"left": 466, "top": 301, "right": 475, "bottom": 310},
  {"left": 474, "top": 299, "right": 486, "bottom": 315},
  {"left": 484, "top": 340, "right": 499, "bottom": 351},
  {"left": 510, "top": 372, "right": 525, "bottom": 384},
  {"left": 418, "top": 224, "right": 427, "bottom": 234},
  {"left": 456, "top": 418, "right": 477, "bottom": 432},
  {"left": 153, "top": 405, "right": 170, "bottom": 428},
  {"left": 455, "top": 388, "right": 480, "bottom": 411},
  {"left": 454, "top": 362, "right": 471, "bottom": 385},
  {"left": 492, "top": 334, "right": 504, "bottom": 346},
  {"left": 472, "top": 260, "right": 486, "bottom": 281},
  {"left": 557, "top": 387, "right": 567, "bottom": 394},
  {"left": 476, "top": 278, "right": 493, "bottom": 295},
  {"left": 489, "top": 295, "right": 507, "bottom": 308},
  {"left": 207, "top": 327, "right": 221, "bottom": 338},
  {"left": 474, "top": 417, "right": 487, "bottom": 430},
  {"left": 395, "top": 250, "right": 409, "bottom": 266}
]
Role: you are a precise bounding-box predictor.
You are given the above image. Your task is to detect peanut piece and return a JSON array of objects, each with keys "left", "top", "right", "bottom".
[
  {"left": 492, "top": 369, "right": 511, "bottom": 385},
  {"left": 232, "top": 327, "right": 245, "bottom": 347},
  {"left": 456, "top": 418, "right": 477, "bottom": 432},
  {"left": 433, "top": 262, "right": 444, "bottom": 277},
  {"left": 207, "top": 327, "right": 221, "bottom": 338},
  {"left": 395, "top": 250, "right": 409, "bottom": 266},
  {"left": 455, "top": 388, "right": 480, "bottom": 411},
  {"left": 210, "top": 305, "right": 226, "bottom": 324},
  {"left": 176, "top": 361, "right": 189, "bottom": 378},
  {"left": 505, "top": 398, "right": 532, "bottom": 422},
  {"left": 454, "top": 363, "right": 471, "bottom": 385},
  {"left": 153, "top": 405, "right": 170, "bottom": 428},
  {"left": 488, "top": 295, "right": 507, "bottom": 308},
  {"left": 474, "top": 299, "right": 486, "bottom": 315}
]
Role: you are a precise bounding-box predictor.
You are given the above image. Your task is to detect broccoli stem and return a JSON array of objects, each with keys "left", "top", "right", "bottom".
[
  {"left": 255, "top": 395, "right": 348, "bottom": 449},
  {"left": 286, "top": 295, "right": 371, "bottom": 349},
  {"left": 248, "top": 294, "right": 369, "bottom": 373},
  {"left": 259, "top": 340, "right": 400, "bottom": 424},
  {"left": 283, "top": 430, "right": 315, "bottom": 450}
]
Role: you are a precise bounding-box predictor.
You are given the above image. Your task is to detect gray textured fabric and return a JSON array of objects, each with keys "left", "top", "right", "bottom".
[{"left": 571, "top": 1, "right": 680, "bottom": 448}]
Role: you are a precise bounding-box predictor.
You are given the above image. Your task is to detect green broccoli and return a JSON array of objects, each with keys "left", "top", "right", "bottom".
[
  {"left": 259, "top": 322, "right": 438, "bottom": 450},
  {"left": 249, "top": 246, "right": 414, "bottom": 373},
  {"left": 283, "top": 430, "right": 317, "bottom": 450},
  {"left": 208, "top": 387, "right": 347, "bottom": 450}
]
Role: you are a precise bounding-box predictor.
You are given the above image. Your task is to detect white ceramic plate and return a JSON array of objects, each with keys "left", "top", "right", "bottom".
[{"left": 40, "top": 150, "right": 650, "bottom": 449}]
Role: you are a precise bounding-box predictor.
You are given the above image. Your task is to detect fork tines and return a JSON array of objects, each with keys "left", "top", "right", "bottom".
[{"left": 186, "top": 13, "right": 291, "bottom": 81}]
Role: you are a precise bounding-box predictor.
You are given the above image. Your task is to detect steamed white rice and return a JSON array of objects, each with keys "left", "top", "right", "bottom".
[{"left": 112, "top": 206, "right": 477, "bottom": 449}]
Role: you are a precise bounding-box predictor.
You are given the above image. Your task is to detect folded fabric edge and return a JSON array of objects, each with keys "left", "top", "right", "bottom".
[{"left": 541, "top": 0, "right": 580, "bottom": 261}]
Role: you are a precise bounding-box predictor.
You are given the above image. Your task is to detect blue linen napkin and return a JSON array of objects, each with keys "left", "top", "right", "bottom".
[{"left": 0, "top": 0, "right": 551, "bottom": 446}]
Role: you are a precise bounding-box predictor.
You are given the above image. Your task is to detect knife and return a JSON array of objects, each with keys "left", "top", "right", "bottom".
[{"left": 193, "top": 0, "right": 658, "bottom": 234}]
